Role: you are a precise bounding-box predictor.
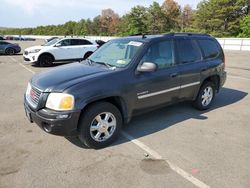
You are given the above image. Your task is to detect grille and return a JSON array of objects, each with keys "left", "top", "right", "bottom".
[{"left": 27, "top": 86, "right": 42, "bottom": 108}]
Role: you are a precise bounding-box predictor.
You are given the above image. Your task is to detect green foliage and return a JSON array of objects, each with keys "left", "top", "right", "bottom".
[
  {"left": 238, "top": 15, "right": 250, "bottom": 37},
  {"left": 1, "top": 0, "right": 249, "bottom": 37},
  {"left": 194, "top": 0, "right": 249, "bottom": 37}
]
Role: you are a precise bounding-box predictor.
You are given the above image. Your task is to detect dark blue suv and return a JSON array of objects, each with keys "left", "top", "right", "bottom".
[{"left": 24, "top": 33, "right": 227, "bottom": 148}]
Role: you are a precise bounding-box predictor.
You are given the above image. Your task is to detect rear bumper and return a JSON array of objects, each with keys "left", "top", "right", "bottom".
[
  {"left": 220, "top": 71, "right": 227, "bottom": 87},
  {"left": 24, "top": 98, "right": 81, "bottom": 136}
]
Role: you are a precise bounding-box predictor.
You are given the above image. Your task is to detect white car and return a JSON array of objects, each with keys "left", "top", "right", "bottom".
[{"left": 23, "top": 38, "right": 99, "bottom": 66}]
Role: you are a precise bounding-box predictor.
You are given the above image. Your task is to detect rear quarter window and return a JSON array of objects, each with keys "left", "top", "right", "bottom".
[{"left": 197, "top": 39, "right": 220, "bottom": 60}]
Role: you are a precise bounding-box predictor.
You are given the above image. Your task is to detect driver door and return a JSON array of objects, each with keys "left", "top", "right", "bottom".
[
  {"left": 134, "top": 39, "right": 181, "bottom": 110},
  {"left": 52, "top": 39, "right": 76, "bottom": 60}
]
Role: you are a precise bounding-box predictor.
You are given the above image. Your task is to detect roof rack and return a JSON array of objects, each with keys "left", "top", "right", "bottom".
[
  {"left": 164, "top": 32, "right": 210, "bottom": 37},
  {"left": 129, "top": 33, "right": 148, "bottom": 39}
]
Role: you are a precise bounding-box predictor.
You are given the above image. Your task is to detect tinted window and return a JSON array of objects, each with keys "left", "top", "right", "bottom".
[
  {"left": 176, "top": 39, "right": 201, "bottom": 64},
  {"left": 78, "top": 39, "right": 92, "bottom": 45},
  {"left": 58, "top": 39, "right": 71, "bottom": 46},
  {"left": 198, "top": 39, "right": 220, "bottom": 59},
  {"left": 141, "top": 40, "right": 174, "bottom": 69},
  {"left": 71, "top": 39, "right": 79, "bottom": 46}
]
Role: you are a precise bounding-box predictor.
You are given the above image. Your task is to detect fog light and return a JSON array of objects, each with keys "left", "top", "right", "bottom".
[
  {"left": 43, "top": 123, "right": 52, "bottom": 132},
  {"left": 32, "top": 56, "right": 35, "bottom": 60},
  {"left": 56, "top": 114, "right": 69, "bottom": 119}
]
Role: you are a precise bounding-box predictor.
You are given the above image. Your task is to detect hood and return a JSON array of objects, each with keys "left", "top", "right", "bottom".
[
  {"left": 25, "top": 45, "right": 44, "bottom": 52},
  {"left": 31, "top": 62, "right": 108, "bottom": 92}
]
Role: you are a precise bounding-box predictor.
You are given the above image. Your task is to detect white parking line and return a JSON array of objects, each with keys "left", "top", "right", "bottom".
[
  {"left": 121, "top": 131, "right": 210, "bottom": 188},
  {"left": 9, "top": 56, "right": 35, "bottom": 74}
]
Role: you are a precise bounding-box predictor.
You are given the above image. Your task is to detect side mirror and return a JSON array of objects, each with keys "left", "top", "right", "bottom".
[
  {"left": 54, "top": 43, "right": 62, "bottom": 47},
  {"left": 137, "top": 62, "right": 157, "bottom": 72}
]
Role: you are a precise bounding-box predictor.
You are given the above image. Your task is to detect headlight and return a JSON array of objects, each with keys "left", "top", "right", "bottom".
[
  {"left": 46, "top": 93, "right": 74, "bottom": 111},
  {"left": 29, "top": 49, "right": 41, "bottom": 53},
  {"left": 26, "top": 82, "right": 31, "bottom": 97}
]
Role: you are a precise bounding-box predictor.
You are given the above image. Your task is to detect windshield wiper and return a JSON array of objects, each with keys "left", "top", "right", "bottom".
[{"left": 87, "top": 59, "right": 116, "bottom": 70}]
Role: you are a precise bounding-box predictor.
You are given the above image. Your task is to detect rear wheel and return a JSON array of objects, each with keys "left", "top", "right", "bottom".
[
  {"left": 193, "top": 82, "right": 215, "bottom": 110},
  {"left": 38, "top": 54, "right": 53, "bottom": 67},
  {"left": 78, "top": 102, "right": 122, "bottom": 149},
  {"left": 5, "top": 48, "right": 15, "bottom": 55}
]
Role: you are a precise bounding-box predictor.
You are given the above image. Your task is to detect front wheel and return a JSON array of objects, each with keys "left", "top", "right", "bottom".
[
  {"left": 193, "top": 82, "right": 215, "bottom": 110},
  {"left": 78, "top": 102, "right": 122, "bottom": 149},
  {"left": 37, "top": 54, "right": 53, "bottom": 67}
]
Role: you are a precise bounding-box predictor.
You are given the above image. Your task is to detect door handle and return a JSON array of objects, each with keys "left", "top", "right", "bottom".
[
  {"left": 201, "top": 68, "right": 208, "bottom": 72},
  {"left": 170, "top": 73, "right": 178, "bottom": 78}
]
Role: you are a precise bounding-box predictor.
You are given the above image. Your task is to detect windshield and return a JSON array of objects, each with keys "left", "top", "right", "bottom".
[
  {"left": 87, "top": 39, "right": 144, "bottom": 68},
  {"left": 43, "top": 38, "right": 60, "bottom": 46}
]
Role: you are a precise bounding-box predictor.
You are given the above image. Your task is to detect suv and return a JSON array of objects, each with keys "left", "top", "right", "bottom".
[
  {"left": 24, "top": 33, "right": 226, "bottom": 148},
  {"left": 23, "top": 38, "right": 98, "bottom": 66}
]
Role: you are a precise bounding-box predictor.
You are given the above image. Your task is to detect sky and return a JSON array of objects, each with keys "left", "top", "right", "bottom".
[{"left": 0, "top": 0, "right": 201, "bottom": 28}]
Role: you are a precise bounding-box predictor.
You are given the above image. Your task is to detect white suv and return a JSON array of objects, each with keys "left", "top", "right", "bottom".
[{"left": 23, "top": 38, "right": 99, "bottom": 66}]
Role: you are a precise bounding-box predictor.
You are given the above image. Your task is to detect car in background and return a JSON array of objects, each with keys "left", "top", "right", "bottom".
[
  {"left": 95, "top": 40, "right": 106, "bottom": 47},
  {"left": 23, "top": 38, "right": 98, "bottom": 66},
  {"left": 45, "top": 37, "right": 59, "bottom": 43},
  {"left": 0, "top": 41, "right": 21, "bottom": 55},
  {"left": 0, "top": 36, "right": 5, "bottom": 40}
]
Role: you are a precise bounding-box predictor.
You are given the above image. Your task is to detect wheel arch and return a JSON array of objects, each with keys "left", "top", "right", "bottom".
[
  {"left": 193, "top": 75, "right": 220, "bottom": 101},
  {"left": 202, "top": 75, "right": 220, "bottom": 92},
  {"left": 78, "top": 96, "right": 129, "bottom": 130},
  {"left": 38, "top": 52, "right": 55, "bottom": 61}
]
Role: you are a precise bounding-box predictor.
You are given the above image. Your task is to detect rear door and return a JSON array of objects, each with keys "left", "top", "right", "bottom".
[
  {"left": 134, "top": 39, "right": 181, "bottom": 110},
  {"left": 77, "top": 39, "right": 98, "bottom": 58},
  {"left": 175, "top": 38, "right": 209, "bottom": 100}
]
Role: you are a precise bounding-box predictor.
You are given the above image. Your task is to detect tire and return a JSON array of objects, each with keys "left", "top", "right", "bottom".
[
  {"left": 192, "top": 81, "right": 215, "bottom": 110},
  {"left": 78, "top": 102, "right": 122, "bottom": 149},
  {"left": 83, "top": 52, "right": 93, "bottom": 60},
  {"left": 5, "top": 48, "right": 16, "bottom": 55},
  {"left": 38, "top": 54, "right": 53, "bottom": 67}
]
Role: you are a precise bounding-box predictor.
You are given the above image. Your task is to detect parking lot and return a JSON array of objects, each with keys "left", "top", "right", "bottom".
[{"left": 0, "top": 40, "right": 250, "bottom": 188}]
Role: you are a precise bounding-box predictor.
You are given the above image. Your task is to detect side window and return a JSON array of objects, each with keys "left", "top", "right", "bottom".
[
  {"left": 176, "top": 39, "right": 201, "bottom": 64},
  {"left": 198, "top": 39, "right": 220, "bottom": 59},
  {"left": 58, "top": 39, "right": 71, "bottom": 46},
  {"left": 140, "top": 40, "right": 174, "bottom": 69},
  {"left": 71, "top": 39, "right": 80, "bottom": 46},
  {"left": 78, "top": 39, "right": 93, "bottom": 45}
]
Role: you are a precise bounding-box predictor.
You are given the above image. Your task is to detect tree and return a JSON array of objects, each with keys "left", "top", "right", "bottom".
[
  {"left": 147, "top": 2, "right": 166, "bottom": 34},
  {"left": 181, "top": 4, "right": 194, "bottom": 31},
  {"left": 99, "top": 9, "right": 120, "bottom": 36},
  {"left": 194, "top": 0, "right": 249, "bottom": 37},
  {"left": 122, "top": 6, "right": 148, "bottom": 35},
  {"left": 238, "top": 15, "right": 250, "bottom": 37},
  {"left": 161, "top": 0, "right": 181, "bottom": 31}
]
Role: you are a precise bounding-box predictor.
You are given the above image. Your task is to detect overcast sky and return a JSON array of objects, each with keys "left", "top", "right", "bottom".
[{"left": 0, "top": 0, "right": 201, "bottom": 28}]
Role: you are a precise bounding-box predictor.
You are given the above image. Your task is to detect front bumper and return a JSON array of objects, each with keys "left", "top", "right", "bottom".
[
  {"left": 23, "top": 53, "right": 39, "bottom": 63},
  {"left": 24, "top": 98, "right": 81, "bottom": 136}
]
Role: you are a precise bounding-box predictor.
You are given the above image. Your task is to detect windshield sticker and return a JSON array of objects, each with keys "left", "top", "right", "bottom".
[
  {"left": 128, "top": 41, "right": 142, "bottom": 47},
  {"left": 116, "top": 60, "right": 127, "bottom": 64}
]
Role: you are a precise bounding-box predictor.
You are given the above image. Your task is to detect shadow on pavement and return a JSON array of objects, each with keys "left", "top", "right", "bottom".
[{"left": 65, "top": 87, "right": 248, "bottom": 149}]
